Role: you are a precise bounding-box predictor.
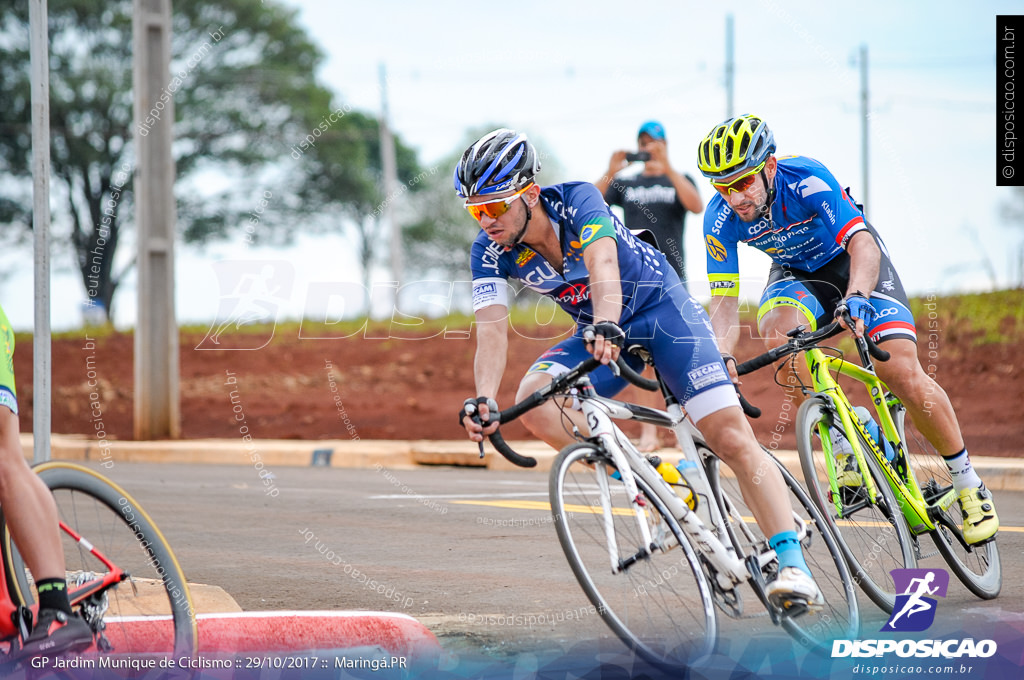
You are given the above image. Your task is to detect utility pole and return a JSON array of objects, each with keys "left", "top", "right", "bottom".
[
  {"left": 725, "top": 14, "right": 734, "bottom": 119},
  {"left": 379, "top": 63, "right": 402, "bottom": 316},
  {"left": 29, "top": 0, "right": 51, "bottom": 462},
  {"left": 133, "top": 0, "right": 180, "bottom": 439},
  {"left": 860, "top": 44, "right": 869, "bottom": 213}
]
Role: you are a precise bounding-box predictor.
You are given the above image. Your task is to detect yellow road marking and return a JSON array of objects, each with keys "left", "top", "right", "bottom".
[
  {"left": 452, "top": 500, "right": 1024, "bottom": 534},
  {"left": 452, "top": 499, "right": 638, "bottom": 517}
]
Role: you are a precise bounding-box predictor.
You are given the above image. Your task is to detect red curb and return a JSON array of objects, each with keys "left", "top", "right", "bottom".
[{"left": 95, "top": 611, "right": 441, "bottom": 659}]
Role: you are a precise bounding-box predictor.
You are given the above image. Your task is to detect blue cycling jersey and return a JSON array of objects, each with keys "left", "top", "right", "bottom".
[
  {"left": 470, "top": 181, "right": 671, "bottom": 324},
  {"left": 704, "top": 156, "right": 867, "bottom": 298}
]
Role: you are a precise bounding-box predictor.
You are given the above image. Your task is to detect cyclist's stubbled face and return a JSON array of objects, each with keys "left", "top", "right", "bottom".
[
  {"left": 471, "top": 186, "right": 535, "bottom": 249},
  {"left": 723, "top": 158, "right": 775, "bottom": 223}
]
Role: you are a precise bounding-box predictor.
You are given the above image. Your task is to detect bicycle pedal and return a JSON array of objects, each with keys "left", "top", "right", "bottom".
[{"left": 774, "top": 598, "right": 812, "bottom": 617}]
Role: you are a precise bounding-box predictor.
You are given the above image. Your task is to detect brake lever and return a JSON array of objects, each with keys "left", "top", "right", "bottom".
[{"left": 471, "top": 414, "right": 485, "bottom": 458}]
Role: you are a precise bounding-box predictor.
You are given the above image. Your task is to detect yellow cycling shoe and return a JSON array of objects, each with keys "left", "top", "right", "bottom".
[
  {"left": 835, "top": 453, "right": 863, "bottom": 488},
  {"left": 959, "top": 486, "right": 999, "bottom": 545}
]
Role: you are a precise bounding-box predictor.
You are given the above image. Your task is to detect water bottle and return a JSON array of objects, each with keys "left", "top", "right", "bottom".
[
  {"left": 673, "top": 459, "right": 703, "bottom": 514},
  {"left": 854, "top": 406, "right": 895, "bottom": 462},
  {"left": 650, "top": 456, "right": 696, "bottom": 510}
]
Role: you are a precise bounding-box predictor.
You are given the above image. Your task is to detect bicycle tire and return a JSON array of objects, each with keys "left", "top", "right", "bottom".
[
  {"left": 549, "top": 442, "right": 717, "bottom": 667},
  {"left": 894, "top": 419, "right": 1001, "bottom": 599},
  {"left": 796, "top": 397, "right": 916, "bottom": 613},
  {"left": 0, "top": 462, "right": 197, "bottom": 658},
  {"left": 706, "top": 446, "right": 860, "bottom": 650}
]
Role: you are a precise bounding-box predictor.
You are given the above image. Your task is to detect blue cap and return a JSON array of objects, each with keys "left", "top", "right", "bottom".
[{"left": 638, "top": 120, "right": 666, "bottom": 140}]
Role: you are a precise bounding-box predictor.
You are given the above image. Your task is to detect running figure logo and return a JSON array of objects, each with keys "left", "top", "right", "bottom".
[
  {"left": 196, "top": 260, "right": 295, "bottom": 350},
  {"left": 882, "top": 569, "right": 949, "bottom": 632}
]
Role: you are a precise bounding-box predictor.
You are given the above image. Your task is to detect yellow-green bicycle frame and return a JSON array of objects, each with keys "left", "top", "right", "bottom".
[{"left": 805, "top": 349, "right": 958, "bottom": 535}]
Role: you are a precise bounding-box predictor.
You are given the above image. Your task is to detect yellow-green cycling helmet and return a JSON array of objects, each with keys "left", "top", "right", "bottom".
[{"left": 697, "top": 114, "right": 776, "bottom": 179}]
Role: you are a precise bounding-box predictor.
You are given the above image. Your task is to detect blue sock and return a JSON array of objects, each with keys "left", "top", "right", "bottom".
[{"left": 769, "top": 531, "right": 811, "bottom": 577}]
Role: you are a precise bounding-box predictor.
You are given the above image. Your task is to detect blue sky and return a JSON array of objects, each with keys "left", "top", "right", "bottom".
[{"left": 5, "top": 0, "right": 1022, "bottom": 330}]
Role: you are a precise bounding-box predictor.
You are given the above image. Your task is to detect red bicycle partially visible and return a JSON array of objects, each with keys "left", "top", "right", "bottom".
[{"left": 0, "top": 461, "right": 196, "bottom": 664}]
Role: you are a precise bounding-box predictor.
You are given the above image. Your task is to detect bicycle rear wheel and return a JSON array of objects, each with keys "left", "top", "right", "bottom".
[
  {"left": 797, "top": 397, "right": 916, "bottom": 613},
  {"left": 896, "top": 415, "right": 1001, "bottom": 599},
  {"left": 707, "top": 446, "right": 859, "bottom": 650},
  {"left": 1, "top": 462, "right": 197, "bottom": 658},
  {"left": 550, "top": 442, "right": 716, "bottom": 667}
]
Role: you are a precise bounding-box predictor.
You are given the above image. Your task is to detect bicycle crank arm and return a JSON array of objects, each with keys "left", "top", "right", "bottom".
[{"left": 744, "top": 554, "right": 781, "bottom": 626}]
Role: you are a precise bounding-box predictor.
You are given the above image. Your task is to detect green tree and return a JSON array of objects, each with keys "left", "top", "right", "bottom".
[
  {"left": 0, "top": 0, "right": 379, "bottom": 320},
  {"left": 298, "top": 111, "right": 422, "bottom": 313}
]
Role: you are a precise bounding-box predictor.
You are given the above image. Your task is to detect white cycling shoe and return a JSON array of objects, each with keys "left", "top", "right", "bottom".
[{"left": 767, "top": 567, "right": 825, "bottom": 612}]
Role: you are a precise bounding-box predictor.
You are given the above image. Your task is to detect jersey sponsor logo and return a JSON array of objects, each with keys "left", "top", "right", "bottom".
[
  {"left": 712, "top": 206, "right": 730, "bottom": 235},
  {"left": 547, "top": 198, "right": 578, "bottom": 221},
  {"left": 740, "top": 218, "right": 772, "bottom": 241},
  {"left": 480, "top": 241, "right": 504, "bottom": 275},
  {"left": 821, "top": 200, "right": 836, "bottom": 226},
  {"left": 709, "top": 280, "right": 736, "bottom": 290},
  {"left": 687, "top": 362, "right": 728, "bottom": 391},
  {"left": 764, "top": 223, "right": 812, "bottom": 249},
  {"left": 515, "top": 249, "right": 537, "bottom": 266},
  {"left": 706, "top": 234, "right": 728, "bottom": 262},
  {"left": 875, "top": 306, "right": 899, "bottom": 319},
  {"left": 788, "top": 175, "right": 831, "bottom": 197},
  {"left": 556, "top": 283, "right": 590, "bottom": 305},
  {"left": 521, "top": 262, "right": 559, "bottom": 288},
  {"left": 472, "top": 282, "right": 498, "bottom": 307},
  {"left": 564, "top": 242, "right": 585, "bottom": 264}
]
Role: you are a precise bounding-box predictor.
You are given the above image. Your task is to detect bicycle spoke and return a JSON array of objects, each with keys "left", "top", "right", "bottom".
[
  {"left": 797, "top": 399, "right": 916, "bottom": 613},
  {"left": 4, "top": 464, "right": 198, "bottom": 658},
  {"left": 903, "top": 433, "right": 1002, "bottom": 600},
  {"left": 709, "top": 451, "right": 859, "bottom": 649},
  {"left": 551, "top": 444, "right": 716, "bottom": 666}
]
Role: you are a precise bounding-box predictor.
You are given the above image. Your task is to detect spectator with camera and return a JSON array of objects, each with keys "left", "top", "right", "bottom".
[{"left": 596, "top": 120, "right": 703, "bottom": 283}]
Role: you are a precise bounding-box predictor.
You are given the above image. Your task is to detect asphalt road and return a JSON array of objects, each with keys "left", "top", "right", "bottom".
[{"left": 88, "top": 460, "right": 1024, "bottom": 664}]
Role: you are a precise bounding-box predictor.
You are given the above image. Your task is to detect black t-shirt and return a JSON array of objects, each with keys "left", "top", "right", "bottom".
[{"left": 604, "top": 173, "right": 693, "bottom": 281}]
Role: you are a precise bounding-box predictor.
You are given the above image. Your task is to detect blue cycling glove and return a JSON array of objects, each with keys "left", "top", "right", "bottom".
[{"left": 840, "top": 292, "right": 875, "bottom": 327}]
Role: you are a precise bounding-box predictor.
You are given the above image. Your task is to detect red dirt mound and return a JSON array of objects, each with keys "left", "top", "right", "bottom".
[{"left": 13, "top": 318, "right": 1023, "bottom": 457}]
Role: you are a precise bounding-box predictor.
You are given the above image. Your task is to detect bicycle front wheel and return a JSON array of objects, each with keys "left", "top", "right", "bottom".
[
  {"left": 1, "top": 462, "right": 197, "bottom": 659},
  {"left": 897, "top": 419, "right": 1001, "bottom": 599},
  {"left": 707, "top": 447, "right": 860, "bottom": 650},
  {"left": 797, "top": 397, "right": 916, "bottom": 613},
  {"left": 550, "top": 442, "right": 716, "bottom": 667}
]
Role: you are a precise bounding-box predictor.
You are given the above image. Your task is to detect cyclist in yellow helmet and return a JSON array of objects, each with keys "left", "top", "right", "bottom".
[{"left": 696, "top": 114, "right": 998, "bottom": 546}]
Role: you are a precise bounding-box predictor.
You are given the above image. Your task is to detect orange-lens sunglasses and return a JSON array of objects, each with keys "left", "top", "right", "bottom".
[
  {"left": 710, "top": 161, "right": 766, "bottom": 197},
  {"left": 465, "top": 184, "right": 533, "bottom": 221}
]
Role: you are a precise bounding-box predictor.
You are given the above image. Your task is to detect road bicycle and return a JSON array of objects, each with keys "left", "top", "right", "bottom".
[
  {"left": 735, "top": 314, "right": 1001, "bottom": 613},
  {"left": 0, "top": 461, "right": 196, "bottom": 665},
  {"left": 480, "top": 345, "right": 859, "bottom": 668}
]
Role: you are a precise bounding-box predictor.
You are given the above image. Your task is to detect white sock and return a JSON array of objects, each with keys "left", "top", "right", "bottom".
[{"left": 943, "top": 448, "right": 982, "bottom": 492}]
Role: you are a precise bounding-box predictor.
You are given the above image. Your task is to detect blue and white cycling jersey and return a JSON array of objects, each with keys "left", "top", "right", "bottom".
[
  {"left": 704, "top": 155, "right": 868, "bottom": 298},
  {"left": 469, "top": 181, "right": 736, "bottom": 421},
  {"left": 470, "top": 182, "right": 670, "bottom": 324}
]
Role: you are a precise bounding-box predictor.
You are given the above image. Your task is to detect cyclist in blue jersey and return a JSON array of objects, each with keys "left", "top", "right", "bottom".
[
  {"left": 455, "top": 128, "right": 825, "bottom": 609},
  {"left": 696, "top": 114, "right": 998, "bottom": 545},
  {"left": 0, "top": 304, "right": 93, "bottom": 660}
]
